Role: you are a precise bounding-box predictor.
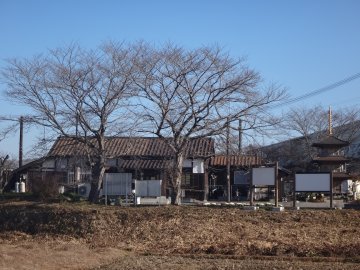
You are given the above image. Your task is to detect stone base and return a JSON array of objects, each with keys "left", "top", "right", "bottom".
[
  {"left": 344, "top": 204, "right": 360, "bottom": 210},
  {"left": 244, "top": 206, "right": 259, "bottom": 211},
  {"left": 272, "top": 206, "right": 285, "bottom": 212}
]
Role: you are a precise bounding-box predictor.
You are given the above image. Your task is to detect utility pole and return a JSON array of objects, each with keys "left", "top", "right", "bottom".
[
  {"left": 226, "top": 118, "right": 231, "bottom": 202},
  {"left": 19, "top": 116, "right": 23, "bottom": 168},
  {"left": 238, "top": 119, "right": 242, "bottom": 153},
  {"left": 275, "top": 161, "right": 279, "bottom": 207}
]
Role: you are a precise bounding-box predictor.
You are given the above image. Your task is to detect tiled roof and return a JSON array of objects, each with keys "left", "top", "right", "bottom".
[
  {"left": 47, "top": 136, "right": 215, "bottom": 158},
  {"left": 117, "top": 159, "right": 170, "bottom": 169},
  {"left": 312, "top": 156, "right": 349, "bottom": 163},
  {"left": 312, "top": 135, "right": 349, "bottom": 148},
  {"left": 210, "top": 155, "right": 263, "bottom": 167},
  {"left": 333, "top": 172, "right": 352, "bottom": 179}
]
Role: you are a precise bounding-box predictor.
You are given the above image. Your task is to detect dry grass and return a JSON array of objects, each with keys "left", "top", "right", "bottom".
[
  {"left": 0, "top": 202, "right": 360, "bottom": 269},
  {"left": 98, "top": 254, "right": 360, "bottom": 270}
]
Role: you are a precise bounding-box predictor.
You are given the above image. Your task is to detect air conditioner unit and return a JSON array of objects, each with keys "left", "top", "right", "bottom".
[{"left": 78, "top": 183, "right": 91, "bottom": 198}]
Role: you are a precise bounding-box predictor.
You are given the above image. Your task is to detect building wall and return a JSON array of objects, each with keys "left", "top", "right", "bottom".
[{"left": 42, "top": 156, "right": 209, "bottom": 200}]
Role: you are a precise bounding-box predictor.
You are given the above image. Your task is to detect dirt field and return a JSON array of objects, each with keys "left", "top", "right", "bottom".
[
  {"left": 99, "top": 254, "right": 359, "bottom": 270},
  {"left": 0, "top": 202, "right": 360, "bottom": 269}
]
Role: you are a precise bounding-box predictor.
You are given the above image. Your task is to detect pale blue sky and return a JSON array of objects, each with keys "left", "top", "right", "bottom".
[{"left": 1, "top": 0, "right": 360, "bottom": 158}]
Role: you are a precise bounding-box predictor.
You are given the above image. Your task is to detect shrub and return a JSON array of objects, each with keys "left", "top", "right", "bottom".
[{"left": 31, "top": 174, "right": 59, "bottom": 200}]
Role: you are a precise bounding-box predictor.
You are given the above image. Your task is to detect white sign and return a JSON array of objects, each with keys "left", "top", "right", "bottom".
[
  {"left": 104, "top": 173, "right": 132, "bottom": 196},
  {"left": 252, "top": 167, "right": 276, "bottom": 186},
  {"left": 183, "top": 159, "right": 192, "bottom": 168},
  {"left": 295, "top": 173, "right": 331, "bottom": 192},
  {"left": 135, "top": 180, "right": 162, "bottom": 197},
  {"left": 192, "top": 159, "right": 204, "bottom": 173}
]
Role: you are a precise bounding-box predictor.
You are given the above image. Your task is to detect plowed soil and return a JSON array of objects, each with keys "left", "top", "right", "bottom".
[{"left": 0, "top": 202, "right": 359, "bottom": 269}]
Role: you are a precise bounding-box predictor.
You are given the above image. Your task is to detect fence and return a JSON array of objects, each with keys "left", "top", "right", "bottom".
[{"left": 209, "top": 184, "right": 274, "bottom": 201}]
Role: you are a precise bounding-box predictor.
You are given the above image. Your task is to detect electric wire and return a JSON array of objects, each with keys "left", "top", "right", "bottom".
[{"left": 270, "top": 72, "right": 360, "bottom": 110}]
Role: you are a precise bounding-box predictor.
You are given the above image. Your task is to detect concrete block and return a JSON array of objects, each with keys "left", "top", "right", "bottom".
[
  {"left": 244, "top": 206, "right": 259, "bottom": 211},
  {"left": 272, "top": 206, "right": 285, "bottom": 212}
]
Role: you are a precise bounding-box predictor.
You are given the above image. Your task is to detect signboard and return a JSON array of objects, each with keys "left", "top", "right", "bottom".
[
  {"left": 183, "top": 159, "right": 204, "bottom": 173},
  {"left": 252, "top": 167, "right": 276, "bottom": 186},
  {"left": 192, "top": 159, "right": 204, "bottom": 173},
  {"left": 104, "top": 173, "right": 132, "bottom": 196},
  {"left": 135, "top": 180, "right": 162, "bottom": 197},
  {"left": 183, "top": 159, "right": 192, "bottom": 168},
  {"left": 295, "top": 173, "right": 331, "bottom": 192}
]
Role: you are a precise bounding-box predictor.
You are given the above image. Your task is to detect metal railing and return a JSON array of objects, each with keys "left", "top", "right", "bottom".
[
  {"left": 209, "top": 184, "right": 275, "bottom": 201},
  {"left": 67, "top": 172, "right": 92, "bottom": 184}
]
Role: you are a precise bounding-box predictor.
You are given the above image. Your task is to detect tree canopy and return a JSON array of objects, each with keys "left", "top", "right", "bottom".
[{"left": 1, "top": 42, "right": 286, "bottom": 204}]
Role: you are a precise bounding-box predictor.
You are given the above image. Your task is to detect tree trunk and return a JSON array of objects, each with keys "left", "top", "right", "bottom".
[
  {"left": 170, "top": 153, "right": 184, "bottom": 205},
  {"left": 88, "top": 155, "right": 106, "bottom": 203}
]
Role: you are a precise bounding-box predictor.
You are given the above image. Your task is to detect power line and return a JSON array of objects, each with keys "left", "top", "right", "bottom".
[{"left": 271, "top": 72, "right": 360, "bottom": 109}]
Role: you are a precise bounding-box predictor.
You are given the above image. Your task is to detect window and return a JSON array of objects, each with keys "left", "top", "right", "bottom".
[
  {"left": 182, "top": 173, "right": 191, "bottom": 186},
  {"left": 181, "top": 172, "right": 203, "bottom": 189}
]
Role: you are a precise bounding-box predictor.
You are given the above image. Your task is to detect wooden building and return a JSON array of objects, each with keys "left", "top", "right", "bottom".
[
  {"left": 312, "top": 135, "right": 351, "bottom": 194},
  {"left": 311, "top": 108, "right": 353, "bottom": 194},
  {"left": 39, "top": 136, "right": 215, "bottom": 201},
  {"left": 208, "top": 155, "right": 263, "bottom": 200}
]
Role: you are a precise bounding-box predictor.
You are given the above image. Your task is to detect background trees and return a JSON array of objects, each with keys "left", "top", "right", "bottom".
[
  {"left": 2, "top": 42, "right": 286, "bottom": 204},
  {"left": 1, "top": 42, "right": 138, "bottom": 202},
  {"left": 262, "top": 106, "right": 360, "bottom": 171}
]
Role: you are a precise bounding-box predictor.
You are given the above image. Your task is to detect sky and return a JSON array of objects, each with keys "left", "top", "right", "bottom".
[{"left": 0, "top": 0, "right": 360, "bottom": 159}]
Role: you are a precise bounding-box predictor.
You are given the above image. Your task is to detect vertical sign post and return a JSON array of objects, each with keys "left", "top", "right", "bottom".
[
  {"left": 275, "top": 162, "right": 279, "bottom": 207},
  {"left": 330, "top": 172, "right": 333, "bottom": 209},
  {"left": 250, "top": 168, "right": 254, "bottom": 206},
  {"left": 293, "top": 176, "right": 296, "bottom": 208},
  {"left": 104, "top": 175, "right": 108, "bottom": 206}
]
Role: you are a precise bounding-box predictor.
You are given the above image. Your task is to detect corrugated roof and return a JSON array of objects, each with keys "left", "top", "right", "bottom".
[
  {"left": 47, "top": 136, "right": 215, "bottom": 158},
  {"left": 210, "top": 155, "right": 263, "bottom": 167}
]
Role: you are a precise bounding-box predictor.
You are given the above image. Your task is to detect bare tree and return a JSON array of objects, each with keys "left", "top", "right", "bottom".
[
  {"left": 1, "top": 42, "right": 138, "bottom": 202},
  {"left": 134, "top": 44, "right": 286, "bottom": 204},
  {"left": 287, "top": 106, "right": 360, "bottom": 154},
  {"left": 0, "top": 117, "right": 19, "bottom": 143},
  {"left": 285, "top": 106, "right": 328, "bottom": 160},
  {"left": 0, "top": 154, "right": 9, "bottom": 192},
  {"left": 263, "top": 106, "right": 360, "bottom": 171}
]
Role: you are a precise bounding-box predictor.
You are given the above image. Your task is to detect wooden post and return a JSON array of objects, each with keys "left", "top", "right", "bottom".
[
  {"left": 250, "top": 168, "right": 254, "bottom": 206},
  {"left": 226, "top": 118, "right": 231, "bottom": 202},
  {"left": 203, "top": 160, "right": 209, "bottom": 201},
  {"left": 330, "top": 172, "right": 333, "bottom": 209},
  {"left": 104, "top": 175, "right": 107, "bottom": 206},
  {"left": 275, "top": 162, "right": 279, "bottom": 207},
  {"left": 293, "top": 175, "right": 296, "bottom": 208}
]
